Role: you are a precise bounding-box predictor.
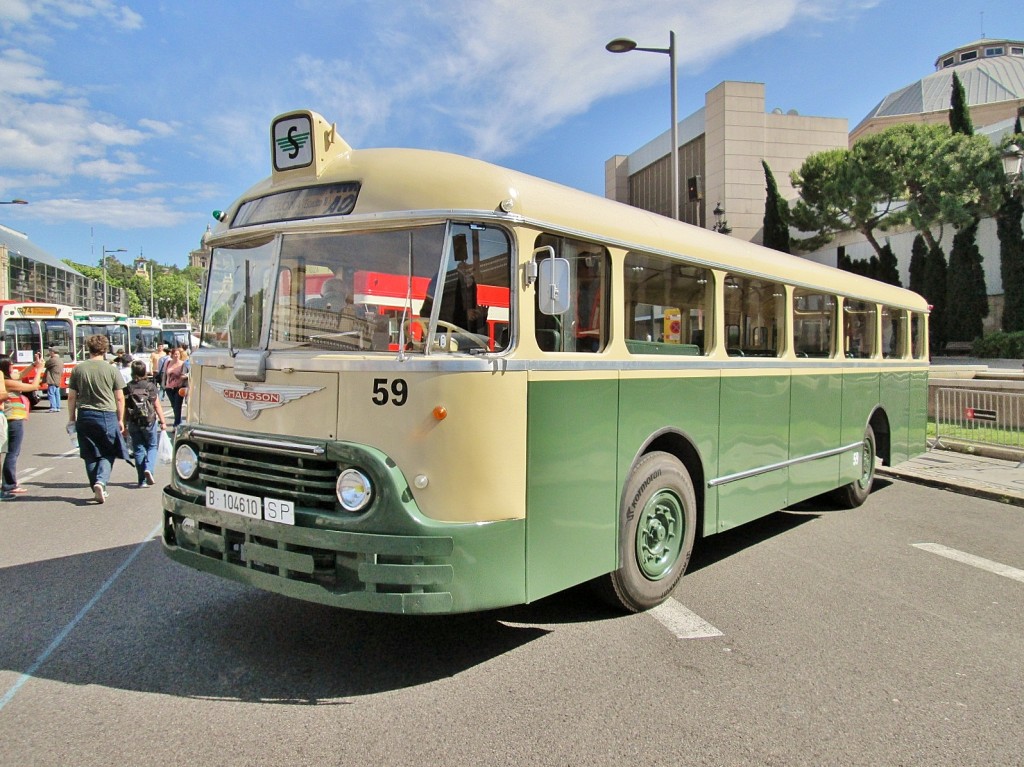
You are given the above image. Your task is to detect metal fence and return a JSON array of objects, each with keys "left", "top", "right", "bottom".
[{"left": 934, "top": 387, "right": 1024, "bottom": 453}]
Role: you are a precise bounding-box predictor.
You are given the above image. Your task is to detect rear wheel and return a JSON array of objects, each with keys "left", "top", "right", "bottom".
[
  {"left": 829, "top": 425, "right": 877, "bottom": 508},
  {"left": 595, "top": 451, "right": 696, "bottom": 612}
]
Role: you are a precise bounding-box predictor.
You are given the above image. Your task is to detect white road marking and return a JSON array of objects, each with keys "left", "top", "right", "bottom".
[
  {"left": 649, "top": 599, "right": 724, "bottom": 639},
  {"left": 0, "top": 522, "right": 163, "bottom": 713},
  {"left": 913, "top": 543, "right": 1024, "bottom": 584},
  {"left": 15, "top": 466, "right": 52, "bottom": 482}
]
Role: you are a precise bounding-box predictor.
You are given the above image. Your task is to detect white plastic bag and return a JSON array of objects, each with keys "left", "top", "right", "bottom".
[{"left": 158, "top": 430, "right": 173, "bottom": 465}]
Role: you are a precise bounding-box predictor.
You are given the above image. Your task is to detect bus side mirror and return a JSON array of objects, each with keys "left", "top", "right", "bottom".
[{"left": 537, "top": 257, "right": 570, "bottom": 316}]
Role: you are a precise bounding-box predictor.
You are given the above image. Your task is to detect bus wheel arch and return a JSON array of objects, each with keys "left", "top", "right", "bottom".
[{"left": 830, "top": 409, "right": 889, "bottom": 509}]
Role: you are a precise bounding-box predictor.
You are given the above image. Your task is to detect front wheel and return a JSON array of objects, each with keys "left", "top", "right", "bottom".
[
  {"left": 829, "top": 425, "right": 877, "bottom": 509},
  {"left": 594, "top": 451, "right": 697, "bottom": 613}
]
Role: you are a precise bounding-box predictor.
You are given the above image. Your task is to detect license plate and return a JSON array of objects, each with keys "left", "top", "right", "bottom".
[{"left": 206, "top": 488, "right": 295, "bottom": 525}]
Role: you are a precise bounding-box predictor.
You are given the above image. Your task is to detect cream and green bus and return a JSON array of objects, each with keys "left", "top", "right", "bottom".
[{"left": 161, "top": 109, "right": 929, "bottom": 615}]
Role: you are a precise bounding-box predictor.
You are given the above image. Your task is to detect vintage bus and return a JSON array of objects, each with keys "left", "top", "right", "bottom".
[
  {"left": 161, "top": 110, "right": 929, "bottom": 615},
  {"left": 0, "top": 301, "right": 76, "bottom": 401},
  {"left": 127, "top": 316, "right": 163, "bottom": 366},
  {"left": 73, "top": 310, "right": 129, "bottom": 362}
]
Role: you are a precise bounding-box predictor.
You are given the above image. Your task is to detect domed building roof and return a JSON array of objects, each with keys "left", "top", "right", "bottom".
[{"left": 851, "top": 39, "right": 1024, "bottom": 140}]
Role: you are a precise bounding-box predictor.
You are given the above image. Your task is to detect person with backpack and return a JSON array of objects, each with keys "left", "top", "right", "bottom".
[{"left": 124, "top": 359, "right": 166, "bottom": 487}]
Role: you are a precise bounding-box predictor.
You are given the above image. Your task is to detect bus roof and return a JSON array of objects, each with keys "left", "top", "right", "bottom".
[{"left": 210, "top": 110, "right": 928, "bottom": 312}]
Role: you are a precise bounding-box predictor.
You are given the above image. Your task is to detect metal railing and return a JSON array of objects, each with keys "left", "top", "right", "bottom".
[{"left": 934, "top": 387, "right": 1024, "bottom": 454}]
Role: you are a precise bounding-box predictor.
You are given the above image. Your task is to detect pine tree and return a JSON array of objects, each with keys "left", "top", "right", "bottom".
[
  {"left": 949, "top": 72, "right": 974, "bottom": 136},
  {"left": 761, "top": 160, "right": 790, "bottom": 253},
  {"left": 908, "top": 234, "right": 927, "bottom": 295}
]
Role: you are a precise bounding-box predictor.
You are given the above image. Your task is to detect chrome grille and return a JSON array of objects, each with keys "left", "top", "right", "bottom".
[{"left": 196, "top": 438, "right": 338, "bottom": 510}]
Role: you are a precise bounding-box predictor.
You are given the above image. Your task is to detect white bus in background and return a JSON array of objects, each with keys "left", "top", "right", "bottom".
[
  {"left": 161, "top": 321, "right": 198, "bottom": 352},
  {"left": 127, "top": 317, "right": 163, "bottom": 369}
]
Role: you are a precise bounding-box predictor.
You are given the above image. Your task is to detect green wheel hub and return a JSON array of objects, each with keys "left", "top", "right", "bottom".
[{"left": 636, "top": 490, "right": 685, "bottom": 581}]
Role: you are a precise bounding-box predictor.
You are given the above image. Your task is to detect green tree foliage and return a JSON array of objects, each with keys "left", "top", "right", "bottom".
[
  {"left": 948, "top": 71, "right": 974, "bottom": 136},
  {"left": 63, "top": 255, "right": 203, "bottom": 322},
  {"left": 945, "top": 221, "right": 988, "bottom": 342},
  {"left": 761, "top": 160, "right": 790, "bottom": 253},
  {"left": 997, "top": 133, "right": 1024, "bottom": 332},
  {"left": 923, "top": 240, "right": 948, "bottom": 351},
  {"left": 908, "top": 234, "right": 927, "bottom": 295}
]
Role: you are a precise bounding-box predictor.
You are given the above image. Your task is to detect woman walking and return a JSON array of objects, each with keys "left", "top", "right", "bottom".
[
  {"left": 0, "top": 355, "right": 44, "bottom": 498},
  {"left": 124, "top": 360, "right": 166, "bottom": 487},
  {"left": 162, "top": 346, "right": 189, "bottom": 427},
  {"left": 68, "top": 335, "right": 127, "bottom": 504}
]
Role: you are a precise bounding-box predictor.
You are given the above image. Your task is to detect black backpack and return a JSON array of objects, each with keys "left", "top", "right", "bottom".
[{"left": 127, "top": 383, "right": 156, "bottom": 428}]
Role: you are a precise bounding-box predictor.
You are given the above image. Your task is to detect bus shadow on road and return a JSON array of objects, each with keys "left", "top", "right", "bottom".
[{"left": 684, "top": 479, "right": 893, "bottom": 575}]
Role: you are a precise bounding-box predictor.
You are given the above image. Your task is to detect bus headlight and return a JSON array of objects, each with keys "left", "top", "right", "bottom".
[
  {"left": 174, "top": 443, "right": 199, "bottom": 481},
  {"left": 336, "top": 469, "right": 372, "bottom": 512}
]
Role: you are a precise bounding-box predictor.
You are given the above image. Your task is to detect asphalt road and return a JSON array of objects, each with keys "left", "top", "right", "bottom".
[{"left": 1, "top": 404, "right": 1022, "bottom": 766}]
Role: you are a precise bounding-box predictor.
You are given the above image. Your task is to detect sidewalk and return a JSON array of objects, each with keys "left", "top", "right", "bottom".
[{"left": 878, "top": 445, "right": 1024, "bottom": 507}]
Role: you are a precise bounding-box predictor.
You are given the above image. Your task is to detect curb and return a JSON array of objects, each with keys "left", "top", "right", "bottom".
[{"left": 876, "top": 464, "right": 1024, "bottom": 507}]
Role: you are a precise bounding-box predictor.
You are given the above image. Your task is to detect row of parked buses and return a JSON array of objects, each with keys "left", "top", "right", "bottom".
[{"left": 0, "top": 300, "right": 196, "bottom": 404}]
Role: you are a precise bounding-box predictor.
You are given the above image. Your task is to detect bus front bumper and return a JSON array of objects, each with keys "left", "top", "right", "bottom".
[{"left": 161, "top": 486, "right": 525, "bottom": 614}]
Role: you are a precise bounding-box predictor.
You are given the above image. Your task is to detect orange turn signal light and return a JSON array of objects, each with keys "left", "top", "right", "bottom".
[{"left": 433, "top": 406, "right": 448, "bottom": 421}]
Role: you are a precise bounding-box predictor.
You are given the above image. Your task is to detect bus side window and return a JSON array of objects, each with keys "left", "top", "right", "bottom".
[
  {"left": 843, "top": 299, "right": 877, "bottom": 358},
  {"left": 623, "top": 252, "right": 711, "bottom": 355},
  {"left": 533, "top": 234, "right": 609, "bottom": 353},
  {"left": 724, "top": 274, "right": 784, "bottom": 357},
  {"left": 792, "top": 289, "right": 836, "bottom": 358}
]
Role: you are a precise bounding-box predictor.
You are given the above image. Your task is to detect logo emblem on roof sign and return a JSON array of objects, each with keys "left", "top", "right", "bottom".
[
  {"left": 272, "top": 114, "right": 313, "bottom": 171},
  {"left": 207, "top": 380, "right": 323, "bottom": 420}
]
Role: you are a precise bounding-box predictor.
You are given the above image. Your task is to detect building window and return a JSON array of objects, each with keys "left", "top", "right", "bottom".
[
  {"left": 960, "top": 51, "right": 978, "bottom": 62},
  {"left": 984, "top": 47, "right": 1004, "bottom": 57},
  {"left": 1011, "top": 47, "right": 1024, "bottom": 56},
  {"left": 941, "top": 56, "right": 955, "bottom": 68}
]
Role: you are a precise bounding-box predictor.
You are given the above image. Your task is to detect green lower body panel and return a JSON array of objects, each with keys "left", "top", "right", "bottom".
[{"left": 162, "top": 488, "right": 525, "bottom": 614}]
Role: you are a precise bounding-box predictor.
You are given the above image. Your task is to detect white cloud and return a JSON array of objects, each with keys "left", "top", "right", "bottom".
[
  {"left": 21, "top": 197, "right": 191, "bottom": 228},
  {"left": 0, "top": 0, "right": 142, "bottom": 32}
]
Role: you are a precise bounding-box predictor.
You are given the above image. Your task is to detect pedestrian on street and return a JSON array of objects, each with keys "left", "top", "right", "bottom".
[
  {"left": 0, "top": 354, "right": 44, "bottom": 498},
  {"left": 162, "top": 346, "right": 189, "bottom": 427},
  {"left": 67, "top": 334, "right": 128, "bottom": 504},
  {"left": 0, "top": 370, "right": 8, "bottom": 497},
  {"left": 44, "top": 348, "right": 64, "bottom": 412},
  {"left": 124, "top": 360, "right": 166, "bottom": 487}
]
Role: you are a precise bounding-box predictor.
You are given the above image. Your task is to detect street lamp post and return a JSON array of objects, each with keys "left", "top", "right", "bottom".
[
  {"left": 606, "top": 30, "right": 679, "bottom": 221},
  {"left": 101, "top": 246, "right": 126, "bottom": 311},
  {"left": 1003, "top": 143, "right": 1023, "bottom": 190}
]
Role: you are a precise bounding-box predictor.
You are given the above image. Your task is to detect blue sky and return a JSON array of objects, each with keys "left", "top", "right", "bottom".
[{"left": 1, "top": 0, "right": 1021, "bottom": 269}]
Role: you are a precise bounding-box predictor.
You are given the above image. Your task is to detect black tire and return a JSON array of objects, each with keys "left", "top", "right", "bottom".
[
  {"left": 829, "top": 425, "right": 877, "bottom": 509},
  {"left": 594, "top": 451, "right": 697, "bottom": 613}
]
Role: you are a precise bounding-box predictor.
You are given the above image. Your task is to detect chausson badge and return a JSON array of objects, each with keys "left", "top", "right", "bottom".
[{"left": 207, "top": 380, "right": 323, "bottom": 420}]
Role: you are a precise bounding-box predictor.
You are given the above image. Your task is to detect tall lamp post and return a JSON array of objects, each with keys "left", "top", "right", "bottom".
[
  {"left": 606, "top": 31, "right": 679, "bottom": 221},
  {"left": 101, "top": 246, "right": 126, "bottom": 311}
]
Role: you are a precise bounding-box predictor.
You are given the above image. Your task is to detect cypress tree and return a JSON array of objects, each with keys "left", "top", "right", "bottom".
[
  {"left": 761, "top": 160, "right": 790, "bottom": 253},
  {"left": 997, "top": 191, "right": 1024, "bottom": 331},
  {"left": 949, "top": 72, "right": 974, "bottom": 136},
  {"left": 877, "top": 243, "right": 902, "bottom": 287},
  {"left": 923, "top": 241, "right": 948, "bottom": 351},
  {"left": 945, "top": 221, "right": 987, "bottom": 342},
  {"left": 908, "top": 234, "right": 927, "bottom": 295}
]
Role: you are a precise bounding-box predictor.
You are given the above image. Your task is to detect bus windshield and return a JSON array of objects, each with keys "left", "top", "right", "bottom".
[
  {"left": 201, "top": 223, "right": 511, "bottom": 354},
  {"left": 75, "top": 323, "right": 129, "bottom": 360}
]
